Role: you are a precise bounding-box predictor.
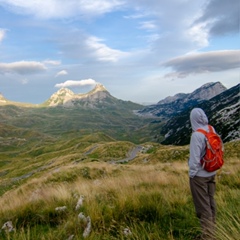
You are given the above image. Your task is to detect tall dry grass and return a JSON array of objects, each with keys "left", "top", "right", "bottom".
[{"left": 0, "top": 157, "right": 239, "bottom": 239}]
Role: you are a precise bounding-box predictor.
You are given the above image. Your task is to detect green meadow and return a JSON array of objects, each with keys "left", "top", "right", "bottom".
[{"left": 0, "top": 136, "right": 239, "bottom": 239}]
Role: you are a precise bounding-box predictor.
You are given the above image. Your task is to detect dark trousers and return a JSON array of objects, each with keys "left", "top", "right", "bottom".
[{"left": 190, "top": 176, "right": 216, "bottom": 239}]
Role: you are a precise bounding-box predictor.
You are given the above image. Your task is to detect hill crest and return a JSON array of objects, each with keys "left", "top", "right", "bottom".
[
  {"left": 43, "top": 83, "right": 113, "bottom": 107},
  {"left": 137, "top": 82, "right": 227, "bottom": 117}
]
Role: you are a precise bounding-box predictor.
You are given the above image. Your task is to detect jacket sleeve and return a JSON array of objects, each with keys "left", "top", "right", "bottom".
[{"left": 188, "top": 132, "right": 206, "bottom": 178}]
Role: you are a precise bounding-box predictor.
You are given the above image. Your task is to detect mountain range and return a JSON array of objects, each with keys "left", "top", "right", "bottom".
[
  {"left": 136, "top": 82, "right": 227, "bottom": 117},
  {"left": 43, "top": 84, "right": 116, "bottom": 108},
  {"left": 160, "top": 83, "right": 239, "bottom": 145},
  {"left": 0, "top": 82, "right": 239, "bottom": 145},
  {"left": 0, "top": 84, "right": 149, "bottom": 144}
]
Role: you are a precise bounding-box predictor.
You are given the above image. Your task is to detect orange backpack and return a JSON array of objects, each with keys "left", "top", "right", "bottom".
[{"left": 197, "top": 125, "right": 224, "bottom": 172}]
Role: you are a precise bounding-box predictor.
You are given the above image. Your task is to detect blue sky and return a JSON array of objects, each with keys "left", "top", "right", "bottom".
[{"left": 0, "top": 0, "right": 239, "bottom": 104}]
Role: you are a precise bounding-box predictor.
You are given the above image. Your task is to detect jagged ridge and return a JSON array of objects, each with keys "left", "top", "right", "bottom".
[
  {"left": 137, "top": 82, "right": 227, "bottom": 117},
  {"left": 160, "top": 83, "right": 240, "bottom": 145},
  {"left": 43, "top": 83, "right": 115, "bottom": 107}
]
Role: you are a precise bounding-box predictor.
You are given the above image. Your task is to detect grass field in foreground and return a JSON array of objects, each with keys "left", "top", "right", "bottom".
[{"left": 0, "top": 142, "right": 239, "bottom": 239}]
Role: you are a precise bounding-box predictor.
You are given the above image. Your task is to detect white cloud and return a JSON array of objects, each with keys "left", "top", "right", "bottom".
[
  {"left": 55, "top": 70, "right": 68, "bottom": 77},
  {"left": 55, "top": 29, "right": 129, "bottom": 63},
  {"left": 0, "top": 61, "right": 47, "bottom": 75},
  {"left": 0, "top": 29, "right": 6, "bottom": 42},
  {"left": 187, "top": 23, "right": 209, "bottom": 48},
  {"left": 78, "top": 0, "right": 123, "bottom": 15},
  {"left": 163, "top": 50, "right": 240, "bottom": 78},
  {"left": 124, "top": 13, "right": 149, "bottom": 19},
  {"left": 55, "top": 79, "right": 98, "bottom": 88},
  {"left": 0, "top": 0, "right": 239, "bottom": 104},
  {"left": 20, "top": 78, "right": 28, "bottom": 84},
  {"left": 43, "top": 60, "right": 61, "bottom": 65},
  {"left": 85, "top": 36, "right": 128, "bottom": 62},
  {"left": 0, "top": 0, "right": 124, "bottom": 19},
  {"left": 139, "top": 21, "right": 157, "bottom": 30}
]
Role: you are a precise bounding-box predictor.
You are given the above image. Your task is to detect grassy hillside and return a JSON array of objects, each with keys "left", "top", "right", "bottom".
[
  {"left": 0, "top": 136, "right": 239, "bottom": 239},
  {"left": 0, "top": 104, "right": 160, "bottom": 144}
]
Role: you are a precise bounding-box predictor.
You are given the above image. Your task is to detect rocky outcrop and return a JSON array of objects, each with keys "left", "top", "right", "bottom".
[
  {"left": 44, "top": 84, "right": 115, "bottom": 107},
  {"left": 137, "top": 82, "right": 227, "bottom": 117},
  {"left": 0, "top": 93, "right": 7, "bottom": 104},
  {"left": 160, "top": 83, "right": 239, "bottom": 145}
]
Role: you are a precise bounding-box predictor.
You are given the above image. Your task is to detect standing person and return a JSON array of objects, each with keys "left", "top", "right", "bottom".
[{"left": 189, "top": 108, "right": 216, "bottom": 240}]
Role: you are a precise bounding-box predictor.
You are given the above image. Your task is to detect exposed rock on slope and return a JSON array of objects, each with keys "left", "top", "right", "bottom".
[
  {"left": 137, "top": 82, "right": 227, "bottom": 117},
  {"left": 44, "top": 84, "right": 115, "bottom": 108},
  {"left": 160, "top": 83, "right": 239, "bottom": 145},
  {"left": 45, "top": 88, "right": 75, "bottom": 106},
  {"left": 0, "top": 93, "right": 7, "bottom": 104}
]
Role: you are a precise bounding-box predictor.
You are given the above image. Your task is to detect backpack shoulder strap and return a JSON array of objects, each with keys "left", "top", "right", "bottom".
[
  {"left": 207, "top": 125, "right": 214, "bottom": 133},
  {"left": 196, "top": 125, "right": 213, "bottom": 136},
  {"left": 196, "top": 128, "right": 207, "bottom": 136}
]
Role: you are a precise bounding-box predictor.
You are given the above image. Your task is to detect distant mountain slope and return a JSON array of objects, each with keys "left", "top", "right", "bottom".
[
  {"left": 0, "top": 93, "right": 7, "bottom": 104},
  {"left": 160, "top": 83, "right": 239, "bottom": 145},
  {"left": 137, "top": 82, "right": 227, "bottom": 117},
  {"left": 0, "top": 93, "right": 35, "bottom": 107},
  {"left": 0, "top": 82, "right": 238, "bottom": 146},
  {"left": 0, "top": 86, "right": 153, "bottom": 143},
  {"left": 43, "top": 84, "right": 120, "bottom": 108},
  {"left": 0, "top": 105, "right": 152, "bottom": 142}
]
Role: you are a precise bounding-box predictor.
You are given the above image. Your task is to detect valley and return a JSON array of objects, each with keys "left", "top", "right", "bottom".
[{"left": 0, "top": 81, "right": 239, "bottom": 239}]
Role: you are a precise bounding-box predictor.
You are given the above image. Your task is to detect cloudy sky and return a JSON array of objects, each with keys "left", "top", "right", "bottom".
[{"left": 0, "top": 0, "right": 239, "bottom": 104}]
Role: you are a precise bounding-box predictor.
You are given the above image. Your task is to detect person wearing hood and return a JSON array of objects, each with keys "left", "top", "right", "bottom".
[{"left": 189, "top": 108, "right": 216, "bottom": 240}]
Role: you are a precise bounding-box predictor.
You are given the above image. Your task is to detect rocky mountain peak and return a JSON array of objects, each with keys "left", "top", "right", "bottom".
[
  {"left": 157, "top": 93, "right": 187, "bottom": 105},
  {"left": 55, "top": 88, "right": 75, "bottom": 97},
  {"left": 44, "top": 83, "right": 112, "bottom": 107},
  {"left": 0, "top": 93, "right": 7, "bottom": 103},
  {"left": 45, "top": 88, "right": 75, "bottom": 106},
  {"left": 158, "top": 82, "right": 226, "bottom": 105},
  {"left": 91, "top": 83, "right": 108, "bottom": 93},
  {"left": 160, "top": 83, "right": 240, "bottom": 145},
  {"left": 188, "top": 82, "right": 227, "bottom": 101},
  {"left": 137, "top": 81, "right": 227, "bottom": 117},
  {"left": 54, "top": 88, "right": 75, "bottom": 100}
]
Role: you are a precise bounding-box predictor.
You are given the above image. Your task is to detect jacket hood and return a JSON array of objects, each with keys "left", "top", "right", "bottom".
[{"left": 190, "top": 108, "right": 208, "bottom": 131}]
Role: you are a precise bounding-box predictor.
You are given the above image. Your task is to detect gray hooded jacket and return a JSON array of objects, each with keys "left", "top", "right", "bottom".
[{"left": 188, "top": 108, "right": 216, "bottom": 178}]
